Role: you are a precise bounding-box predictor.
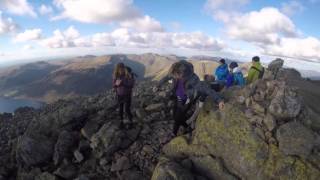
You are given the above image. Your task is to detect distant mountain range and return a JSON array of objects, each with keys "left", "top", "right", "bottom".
[
  {"left": 0, "top": 54, "right": 225, "bottom": 102},
  {"left": 0, "top": 53, "right": 317, "bottom": 103}
]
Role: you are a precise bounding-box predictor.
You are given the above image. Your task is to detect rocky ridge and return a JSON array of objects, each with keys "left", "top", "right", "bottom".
[{"left": 0, "top": 60, "right": 319, "bottom": 180}]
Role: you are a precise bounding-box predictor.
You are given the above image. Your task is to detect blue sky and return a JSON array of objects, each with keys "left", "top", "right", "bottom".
[{"left": 0, "top": 0, "right": 319, "bottom": 71}]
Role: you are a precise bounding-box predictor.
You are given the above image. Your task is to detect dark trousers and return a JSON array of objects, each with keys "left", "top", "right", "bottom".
[
  {"left": 117, "top": 94, "right": 133, "bottom": 122},
  {"left": 173, "top": 100, "right": 189, "bottom": 135}
]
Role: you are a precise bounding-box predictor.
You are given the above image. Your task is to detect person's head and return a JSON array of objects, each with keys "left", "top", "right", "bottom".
[
  {"left": 229, "top": 62, "right": 238, "bottom": 70},
  {"left": 113, "top": 63, "right": 127, "bottom": 78},
  {"left": 219, "top": 59, "right": 226, "bottom": 65},
  {"left": 171, "top": 60, "right": 193, "bottom": 79},
  {"left": 252, "top": 56, "right": 260, "bottom": 63}
]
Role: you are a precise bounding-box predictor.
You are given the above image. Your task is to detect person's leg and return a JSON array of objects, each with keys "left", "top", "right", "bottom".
[
  {"left": 173, "top": 101, "right": 185, "bottom": 135},
  {"left": 118, "top": 95, "right": 125, "bottom": 128},
  {"left": 125, "top": 95, "right": 133, "bottom": 122}
]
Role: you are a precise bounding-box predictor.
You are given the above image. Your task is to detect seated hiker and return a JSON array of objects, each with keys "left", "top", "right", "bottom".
[
  {"left": 214, "top": 59, "right": 229, "bottom": 85},
  {"left": 153, "top": 60, "right": 224, "bottom": 136},
  {"left": 247, "top": 56, "right": 264, "bottom": 84},
  {"left": 112, "top": 63, "right": 135, "bottom": 128},
  {"left": 226, "top": 62, "right": 245, "bottom": 88}
]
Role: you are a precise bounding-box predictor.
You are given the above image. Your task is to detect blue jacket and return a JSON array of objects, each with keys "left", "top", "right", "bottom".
[
  {"left": 233, "top": 67, "right": 245, "bottom": 87},
  {"left": 215, "top": 64, "right": 229, "bottom": 81}
]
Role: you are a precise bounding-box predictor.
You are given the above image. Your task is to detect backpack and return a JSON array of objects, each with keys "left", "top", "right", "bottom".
[
  {"left": 126, "top": 66, "right": 138, "bottom": 79},
  {"left": 251, "top": 66, "right": 264, "bottom": 79},
  {"left": 234, "top": 72, "right": 246, "bottom": 86}
]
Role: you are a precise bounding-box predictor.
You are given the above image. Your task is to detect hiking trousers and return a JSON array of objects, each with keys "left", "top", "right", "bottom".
[
  {"left": 173, "top": 100, "right": 189, "bottom": 135},
  {"left": 117, "top": 94, "right": 133, "bottom": 122}
]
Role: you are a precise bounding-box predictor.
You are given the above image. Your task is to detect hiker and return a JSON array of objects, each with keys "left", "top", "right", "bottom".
[
  {"left": 247, "top": 56, "right": 264, "bottom": 84},
  {"left": 226, "top": 62, "right": 245, "bottom": 88},
  {"left": 204, "top": 74, "right": 221, "bottom": 92},
  {"left": 153, "top": 60, "right": 224, "bottom": 136},
  {"left": 112, "top": 63, "right": 135, "bottom": 128},
  {"left": 214, "top": 59, "right": 229, "bottom": 85}
]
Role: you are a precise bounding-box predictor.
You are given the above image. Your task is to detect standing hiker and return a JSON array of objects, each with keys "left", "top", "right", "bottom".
[
  {"left": 153, "top": 60, "right": 224, "bottom": 136},
  {"left": 247, "top": 56, "right": 264, "bottom": 84},
  {"left": 112, "top": 63, "right": 135, "bottom": 128}
]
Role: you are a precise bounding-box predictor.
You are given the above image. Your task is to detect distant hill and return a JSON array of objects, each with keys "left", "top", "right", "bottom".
[
  {"left": 0, "top": 54, "right": 181, "bottom": 102},
  {"left": 0, "top": 53, "right": 316, "bottom": 103}
]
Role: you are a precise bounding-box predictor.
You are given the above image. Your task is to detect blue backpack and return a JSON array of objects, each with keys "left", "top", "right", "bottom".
[
  {"left": 234, "top": 72, "right": 246, "bottom": 86},
  {"left": 215, "top": 64, "right": 228, "bottom": 81}
]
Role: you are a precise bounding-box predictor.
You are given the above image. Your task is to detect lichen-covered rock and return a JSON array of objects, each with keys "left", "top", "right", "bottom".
[
  {"left": 161, "top": 101, "right": 320, "bottom": 180},
  {"left": 269, "top": 83, "right": 301, "bottom": 119},
  {"left": 151, "top": 158, "right": 194, "bottom": 180},
  {"left": 190, "top": 155, "right": 237, "bottom": 180},
  {"left": 276, "top": 121, "right": 316, "bottom": 158}
]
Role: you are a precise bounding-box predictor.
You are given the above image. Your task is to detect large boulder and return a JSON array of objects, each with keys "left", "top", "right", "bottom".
[
  {"left": 268, "top": 82, "right": 301, "bottom": 119},
  {"left": 53, "top": 131, "right": 79, "bottom": 165},
  {"left": 16, "top": 135, "right": 54, "bottom": 167},
  {"left": 276, "top": 121, "right": 316, "bottom": 158},
  {"left": 90, "top": 121, "right": 125, "bottom": 158},
  {"left": 160, "top": 102, "right": 320, "bottom": 179}
]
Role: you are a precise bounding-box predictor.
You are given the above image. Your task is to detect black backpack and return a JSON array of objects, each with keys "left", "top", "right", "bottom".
[
  {"left": 126, "top": 66, "right": 138, "bottom": 79},
  {"left": 251, "top": 66, "right": 264, "bottom": 79}
]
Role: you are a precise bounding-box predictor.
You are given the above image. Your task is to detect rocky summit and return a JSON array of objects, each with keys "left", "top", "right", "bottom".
[{"left": 1, "top": 60, "right": 320, "bottom": 180}]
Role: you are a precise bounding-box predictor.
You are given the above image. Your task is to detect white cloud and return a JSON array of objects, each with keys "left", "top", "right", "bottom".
[
  {"left": 205, "top": 0, "right": 249, "bottom": 10},
  {"left": 53, "top": 0, "right": 164, "bottom": 32},
  {"left": 226, "top": 7, "right": 297, "bottom": 45},
  {"left": 39, "top": 4, "right": 53, "bottom": 15},
  {"left": 281, "top": 1, "right": 304, "bottom": 16},
  {"left": 53, "top": 0, "right": 140, "bottom": 23},
  {"left": 263, "top": 37, "right": 320, "bottom": 62},
  {"left": 0, "top": 11, "right": 18, "bottom": 35},
  {"left": 14, "top": 28, "right": 42, "bottom": 42},
  {"left": 40, "top": 26, "right": 81, "bottom": 48},
  {"left": 0, "top": 0, "right": 36, "bottom": 17},
  {"left": 205, "top": 0, "right": 249, "bottom": 22},
  {"left": 120, "top": 15, "right": 164, "bottom": 32},
  {"left": 40, "top": 27, "right": 224, "bottom": 51},
  {"left": 23, "top": 44, "right": 33, "bottom": 50}
]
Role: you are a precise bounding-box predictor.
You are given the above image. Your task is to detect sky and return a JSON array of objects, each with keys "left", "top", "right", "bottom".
[{"left": 0, "top": 0, "right": 320, "bottom": 71}]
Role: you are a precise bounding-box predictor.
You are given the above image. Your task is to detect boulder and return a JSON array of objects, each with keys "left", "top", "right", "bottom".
[
  {"left": 269, "top": 84, "right": 301, "bottom": 119},
  {"left": 190, "top": 155, "right": 237, "bottom": 180},
  {"left": 54, "top": 163, "right": 77, "bottom": 179},
  {"left": 268, "top": 58, "right": 284, "bottom": 75},
  {"left": 16, "top": 135, "right": 54, "bottom": 167},
  {"left": 81, "top": 121, "right": 101, "bottom": 140},
  {"left": 74, "top": 150, "right": 84, "bottom": 163},
  {"left": 162, "top": 102, "right": 320, "bottom": 179},
  {"left": 53, "top": 131, "right": 78, "bottom": 165},
  {"left": 35, "top": 172, "right": 57, "bottom": 180},
  {"left": 111, "top": 156, "right": 132, "bottom": 172},
  {"left": 276, "top": 121, "right": 316, "bottom": 158},
  {"left": 90, "top": 122, "right": 125, "bottom": 158},
  {"left": 151, "top": 158, "right": 194, "bottom": 180}
]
